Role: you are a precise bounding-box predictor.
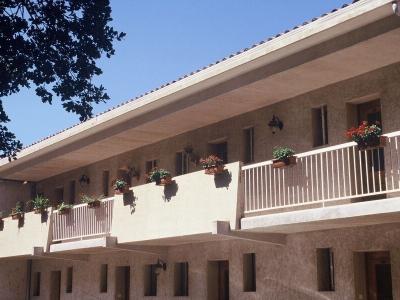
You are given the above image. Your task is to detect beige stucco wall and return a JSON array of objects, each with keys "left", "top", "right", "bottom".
[
  {"left": 26, "top": 63, "right": 400, "bottom": 209},
  {"left": 0, "top": 259, "right": 27, "bottom": 300},
  {"left": 16, "top": 223, "right": 399, "bottom": 300},
  {"left": 112, "top": 162, "right": 242, "bottom": 243},
  {"left": 0, "top": 211, "right": 51, "bottom": 258}
]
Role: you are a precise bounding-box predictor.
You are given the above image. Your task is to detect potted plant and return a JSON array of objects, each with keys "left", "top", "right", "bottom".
[
  {"left": 29, "top": 195, "right": 50, "bottom": 214},
  {"left": 148, "top": 168, "right": 173, "bottom": 186},
  {"left": 112, "top": 179, "right": 129, "bottom": 195},
  {"left": 272, "top": 147, "right": 296, "bottom": 168},
  {"left": 57, "top": 202, "right": 73, "bottom": 215},
  {"left": 10, "top": 201, "right": 24, "bottom": 220},
  {"left": 81, "top": 194, "right": 103, "bottom": 208},
  {"left": 200, "top": 155, "right": 225, "bottom": 175},
  {"left": 346, "top": 121, "right": 387, "bottom": 150}
]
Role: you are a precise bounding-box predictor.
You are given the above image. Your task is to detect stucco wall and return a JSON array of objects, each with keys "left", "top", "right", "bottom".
[
  {"left": 22, "top": 223, "right": 400, "bottom": 300},
  {"left": 27, "top": 63, "right": 400, "bottom": 209},
  {"left": 112, "top": 162, "right": 242, "bottom": 243},
  {"left": 0, "top": 211, "right": 51, "bottom": 258}
]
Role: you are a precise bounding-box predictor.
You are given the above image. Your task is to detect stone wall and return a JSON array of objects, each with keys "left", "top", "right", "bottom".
[{"left": 22, "top": 223, "right": 400, "bottom": 300}]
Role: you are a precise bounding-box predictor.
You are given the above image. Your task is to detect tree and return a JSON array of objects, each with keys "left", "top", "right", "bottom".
[{"left": 0, "top": 0, "right": 125, "bottom": 160}]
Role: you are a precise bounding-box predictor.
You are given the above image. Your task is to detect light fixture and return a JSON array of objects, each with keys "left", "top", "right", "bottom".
[
  {"left": 155, "top": 258, "right": 167, "bottom": 271},
  {"left": 79, "top": 175, "right": 90, "bottom": 186},
  {"left": 268, "top": 115, "right": 284, "bottom": 134}
]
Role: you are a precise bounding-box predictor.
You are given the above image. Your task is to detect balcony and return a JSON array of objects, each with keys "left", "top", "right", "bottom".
[{"left": 241, "top": 131, "right": 400, "bottom": 233}]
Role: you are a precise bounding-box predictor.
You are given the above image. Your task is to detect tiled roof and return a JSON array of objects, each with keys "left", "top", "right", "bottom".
[{"left": 23, "top": 0, "right": 359, "bottom": 149}]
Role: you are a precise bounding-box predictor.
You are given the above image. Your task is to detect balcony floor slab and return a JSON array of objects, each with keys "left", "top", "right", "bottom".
[{"left": 241, "top": 197, "right": 400, "bottom": 233}]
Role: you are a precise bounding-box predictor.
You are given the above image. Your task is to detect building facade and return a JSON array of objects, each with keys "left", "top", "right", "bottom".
[{"left": 1, "top": 0, "right": 400, "bottom": 299}]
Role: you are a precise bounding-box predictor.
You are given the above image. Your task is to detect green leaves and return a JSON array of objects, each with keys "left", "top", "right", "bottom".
[
  {"left": 0, "top": 0, "right": 125, "bottom": 160},
  {"left": 272, "top": 146, "right": 295, "bottom": 161}
]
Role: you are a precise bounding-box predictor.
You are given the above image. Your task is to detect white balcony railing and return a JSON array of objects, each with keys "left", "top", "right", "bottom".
[
  {"left": 243, "top": 131, "right": 400, "bottom": 213},
  {"left": 52, "top": 197, "right": 114, "bottom": 242}
]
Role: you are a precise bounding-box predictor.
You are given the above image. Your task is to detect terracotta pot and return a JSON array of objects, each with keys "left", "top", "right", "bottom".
[
  {"left": 357, "top": 136, "right": 387, "bottom": 151},
  {"left": 87, "top": 200, "right": 101, "bottom": 208},
  {"left": 159, "top": 175, "right": 173, "bottom": 186},
  {"left": 114, "top": 185, "right": 130, "bottom": 195},
  {"left": 272, "top": 156, "right": 297, "bottom": 169},
  {"left": 204, "top": 165, "right": 225, "bottom": 175},
  {"left": 11, "top": 213, "right": 23, "bottom": 220}
]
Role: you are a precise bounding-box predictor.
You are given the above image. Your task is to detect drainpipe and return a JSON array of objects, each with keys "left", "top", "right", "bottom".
[
  {"left": 25, "top": 259, "right": 32, "bottom": 300},
  {"left": 393, "top": 1, "right": 400, "bottom": 16}
]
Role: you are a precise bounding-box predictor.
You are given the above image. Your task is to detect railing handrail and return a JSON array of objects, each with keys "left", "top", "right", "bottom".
[
  {"left": 242, "top": 131, "right": 399, "bottom": 170},
  {"left": 52, "top": 196, "right": 114, "bottom": 213}
]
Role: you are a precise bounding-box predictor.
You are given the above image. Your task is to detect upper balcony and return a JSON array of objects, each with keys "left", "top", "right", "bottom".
[{"left": 241, "top": 130, "right": 400, "bottom": 233}]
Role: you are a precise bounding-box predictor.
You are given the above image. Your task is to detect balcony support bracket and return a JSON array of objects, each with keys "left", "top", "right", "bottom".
[{"left": 212, "top": 221, "right": 286, "bottom": 246}]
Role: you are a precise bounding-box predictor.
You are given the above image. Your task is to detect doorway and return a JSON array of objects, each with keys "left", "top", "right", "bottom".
[
  {"left": 354, "top": 251, "right": 393, "bottom": 300},
  {"left": 348, "top": 99, "right": 385, "bottom": 199},
  {"left": 49, "top": 271, "right": 61, "bottom": 300},
  {"left": 208, "top": 141, "right": 228, "bottom": 164},
  {"left": 207, "top": 260, "right": 229, "bottom": 300},
  {"left": 115, "top": 266, "right": 130, "bottom": 300}
]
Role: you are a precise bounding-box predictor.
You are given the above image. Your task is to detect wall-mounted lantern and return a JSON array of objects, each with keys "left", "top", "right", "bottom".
[
  {"left": 268, "top": 115, "right": 284, "bottom": 134},
  {"left": 155, "top": 258, "right": 167, "bottom": 274},
  {"left": 79, "top": 174, "right": 90, "bottom": 187}
]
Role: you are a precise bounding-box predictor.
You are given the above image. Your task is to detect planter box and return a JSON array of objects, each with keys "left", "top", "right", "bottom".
[
  {"left": 11, "top": 213, "right": 23, "bottom": 220},
  {"left": 34, "top": 208, "right": 46, "bottom": 214},
  {"left": 204, "top": 165, "right": 225, "bottom": 175},
  {"left": 87, "top": 200, "right": 101, "bottom": 208},
  {"left": 158, "top": 176, "right": 173, "bottom": 186},
  {"left": 114, "top": 186, "right": 130, "bottom": 195},
  {"left": 357, "top": 136, "right": 388, "bottom": 151},
  {"left": 58, "top": 208, "right": 71, "bottom": 215},
  {"left": 272, "top": 156, "right": 297, "bottom": 169}
]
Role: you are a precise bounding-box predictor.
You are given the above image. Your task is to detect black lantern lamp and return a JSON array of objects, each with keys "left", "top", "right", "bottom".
[
  {"left": 79, "top": 174, "right": 90, "bottom": 186},
  {"left": 268, "top": 115, "right": 283, "bottom": 134},
  {"left": 155, "top": 258, "right": 167, "bottom": 272}
]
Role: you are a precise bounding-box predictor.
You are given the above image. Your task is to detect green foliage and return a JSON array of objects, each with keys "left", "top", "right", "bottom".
[
  {"left": 57, "top": 202, "right": 73, "bottom": 212},
  {"left": 148, "top": 168, "right": 171, "bottom": 183},
  {"left": 272, "top": 146, "right": 296, "bottom": 160},
  {"left": 29, "top": 195, "right": 49, "bottom": 210},
  {"left": 80, "top": 194, "right": 103, "bottom": 204},
  {"left": 0, "top": 1, "right": 125, "bottom": 160},
  {"left": 113, "top": 179, "right": 128, "bottom": 191},
  {"left": 11, "top": 201, "right": 24, "bottom": 214}
]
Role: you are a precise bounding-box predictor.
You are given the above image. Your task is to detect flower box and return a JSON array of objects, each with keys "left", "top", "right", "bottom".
[
  {"left": 34, "top": 208, "right": 46, "bottom": 214},
  {"left": 272, "top": 156, "right": 297, "bottom": 169},
  {"left": 87, "top": 200, "right": 101, "bottom": 208},
  {"left": 158, "top": 175, "right": 173, "bottom": 186},
  {"left": 356, "top": 135, "right": 387, "bottom": 151},
  {"left": 114, "top": 185, "right": 130, "bottom": 195},
  {"left": 204, "top": 165, "right": 225, "bottom": 175},
  {"left": 58, "top": 208, "right": 71, "bottom": 215},
  {"left": 11, "top": 212, "right": 23, "bottom": 220}
]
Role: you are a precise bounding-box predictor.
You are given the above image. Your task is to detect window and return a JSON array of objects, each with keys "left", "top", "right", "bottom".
[
  {"left": 175, "top": 152, "right": 189, "bottom": 176},
  {"left": 145, "top": 160, "right": 158, "bottom": 174},
  {"left": 243, "top": 253, "right": 256, "bottom": 292},
  {"left": 102, "top": 171, "right": 110, "bottom": 197},
  {"left": 317, "top": 248, "right": 335, "bottom": 291},
  {"left": 100, "top": 264, "right": 108, "bottom": 293},
  {"left": 66, "top": 267, "right": 73, "bottom": 293},
  {"left": 174, "top": 262, "right": 189, "bottom": 296},
  {"left": 68, "top": 181, "right": 75, "bottom": 204},
  {"left": 209, "top": 141, "right": 228, "bottom": 164},
  {"left": 55, "top": 187, "right": 64, "bottom": 206},
  {"left": 33, "top": 272, "right": 41, "bottom": 296},
  {"left": 312, "top": 105, "right": 328, "bottom": 147},
  {"left": 243, "top": 127, "right": 254, "bottom": 164},
  {"left": 144, "top": 264, "right": 157, "bottom": 296}
]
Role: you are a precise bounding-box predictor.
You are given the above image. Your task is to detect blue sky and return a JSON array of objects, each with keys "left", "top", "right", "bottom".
[{"left": 4, "top": 0, "right": 348, "bottom": 146}]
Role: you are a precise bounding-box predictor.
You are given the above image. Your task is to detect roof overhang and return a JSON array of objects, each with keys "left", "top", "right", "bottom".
[{"left": 1, "top": 0, "right": 400, "bottom": 181}]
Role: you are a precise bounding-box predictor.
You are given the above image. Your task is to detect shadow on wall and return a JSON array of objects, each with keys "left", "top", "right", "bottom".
[
  {"left": 214, "top": 171, "right": 232, "bottom": 189},
  {"left": 163, "top": 181, "right": 178, "bottom": 202},
  {"left": 123, "top": 191, "right": 137, "bottom": 214}
]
